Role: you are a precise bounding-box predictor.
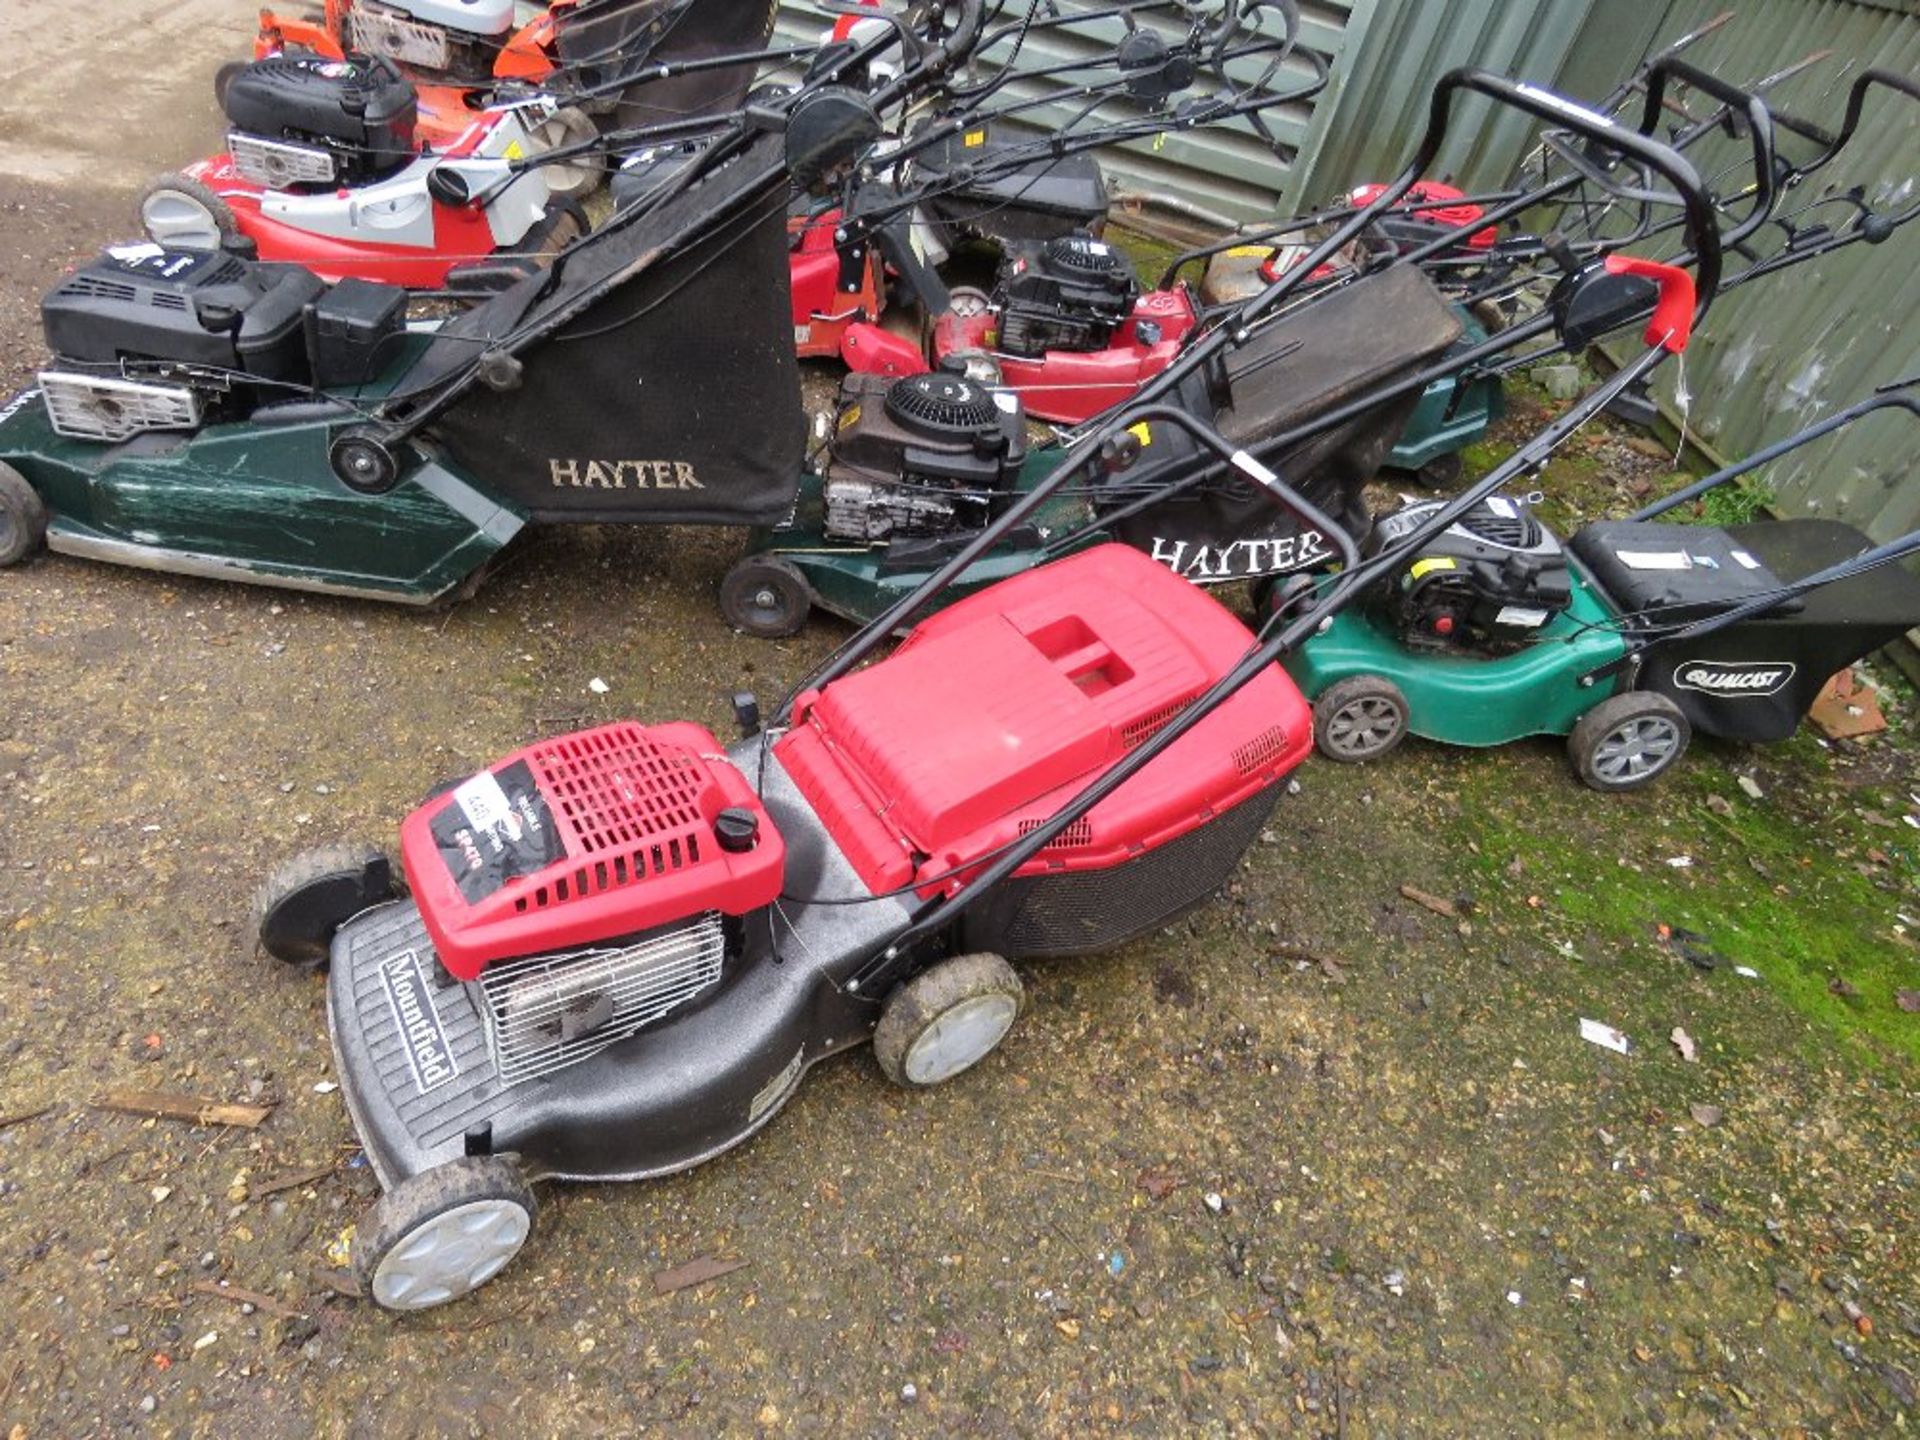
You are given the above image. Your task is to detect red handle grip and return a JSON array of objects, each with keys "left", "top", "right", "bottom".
[{"left": 1604, "top": 254, "right": 1696, "bottom": 353}]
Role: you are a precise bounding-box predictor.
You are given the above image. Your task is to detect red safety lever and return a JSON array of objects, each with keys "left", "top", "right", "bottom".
[{"left": 1603, "top": 254, "right": 1697, "bottom": 353}]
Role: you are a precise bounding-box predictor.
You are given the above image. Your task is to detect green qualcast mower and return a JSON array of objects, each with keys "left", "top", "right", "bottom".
[{"left": 1287, "top": 381, "right": 1920, "bottom": 790}]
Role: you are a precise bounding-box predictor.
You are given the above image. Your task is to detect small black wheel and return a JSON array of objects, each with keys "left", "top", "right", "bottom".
[
  {"left": 873, "top": 952, "right": 1023, "bottom": 1088},
  {"left": 1415, "top": 451, "right": 1464, "bottom": 490},
  {"left": 330, "top": 431, "right": 401, "bottom": 494},
  {"left": 354, "top": 1156, "right": 537, "bottom": 1313},
  {"left": 719, "top": 554, "right": 812, "bottom": 638},
  {"left": 136, "top": 174, "right": 238, "bottom": 250},
  {"left": 0, "top": 462, "right": 48, "bottom": 568},
  {"left": 1568, "top": 691, "right": 1690, "bottom": 792},
  {"left": 251, "top": 842, "right": 397, "bottom": 969},
  {"left": 1313, "top": 675, "right": 1410, "bottom": 764}
]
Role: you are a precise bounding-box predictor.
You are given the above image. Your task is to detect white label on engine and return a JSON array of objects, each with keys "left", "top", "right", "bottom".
[
  {"left": 1731, "top": 549, "right": 1761, "bottom": 569},
  {"left": 1495, "top": 605, "right": 1551, "bottom": 628},
  {"left": 1616, "top": 549, "right": 1692, "bottom": 571},
  {"left": 453, "top": 771, "right": 514, "bottom": 834},
  {"left": 1486, "top": 495, "right": 1518, "bottom": 518},
  {"left": 748, "top": 1046, "right": 805, "bottom": 1124},
  {"left": 993, "top": 392, "right": 1019, "bottom": 413},
  {"left": 106, "top": 242, "right": 165, "bottom": 264}
]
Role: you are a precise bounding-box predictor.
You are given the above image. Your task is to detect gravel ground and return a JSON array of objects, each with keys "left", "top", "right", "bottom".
[{"left": 2, "top": 6, "right": 1917, "bottom": 1436}]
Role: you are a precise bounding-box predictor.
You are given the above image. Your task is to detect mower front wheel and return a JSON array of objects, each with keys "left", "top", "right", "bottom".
[
  {"left": 530, "top": 107, "right": 604, "bottom": 200},
  {"left": 1313, "top": 675, "right": 1410, "bottom": 764},
  {"left": 136, "top": 174, "right": 237, "bottom": 251},
  {"left": 354, "top": 1156, "right": 537, "bottom": 1313},
  {"left": 720, "top": 554, "right": 812, "bottom": 638},
  {"left": 251, "top": 842, "right": 397, "bottom": 969},
  {"left": 0, "top": 463, "right": 49, "bottom": 568},
  {"left": 874, "top": 952, "right": 1024, "bottom": 1088},
  {"left": 1568, "top": 691, "right": 1690, "bottom": 792}
]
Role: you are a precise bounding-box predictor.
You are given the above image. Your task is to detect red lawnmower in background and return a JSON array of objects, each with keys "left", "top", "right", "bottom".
[{"left": 136, "top": 0, "right": 784, "bottom": 287}]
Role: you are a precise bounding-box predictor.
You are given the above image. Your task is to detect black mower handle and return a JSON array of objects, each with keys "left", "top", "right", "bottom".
[
  {"left": 1783, "top": 68, "right": 1920, "bottom": 182},
  {"left": 1636, "top": 58, "right": 1778, "bottom": 248}
]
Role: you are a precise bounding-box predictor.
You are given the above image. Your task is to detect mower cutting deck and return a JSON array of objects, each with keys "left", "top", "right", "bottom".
[{"left": 265, "top": 545, "right": 1312, "bottom": 1308}]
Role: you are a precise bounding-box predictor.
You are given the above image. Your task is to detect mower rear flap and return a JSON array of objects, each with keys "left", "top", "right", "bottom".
[
  {"left": 329, "top": 743, "right": 908, "bottom": 1187},
  {"left": 776, "top": 545, "right": 1312, "bottom": 894}
]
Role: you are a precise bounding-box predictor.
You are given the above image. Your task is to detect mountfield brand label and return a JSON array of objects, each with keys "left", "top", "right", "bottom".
[
  {"left": 548, "top": 459, "right": 703, "bottom": 490},
  {"left": 1672, "top": 660, "right": 1796, "bottom": 698},
  {"left": 378, "top": 950, "right": 460, "bottom": 1095}
]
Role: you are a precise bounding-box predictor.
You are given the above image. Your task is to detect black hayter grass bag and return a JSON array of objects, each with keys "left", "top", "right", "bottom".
[
  {"left": 1102, "top": 264, "right": 1463, "bottom": 582},
  {"left": 416, "top": 139, "right": 806, "bottom": 527}
]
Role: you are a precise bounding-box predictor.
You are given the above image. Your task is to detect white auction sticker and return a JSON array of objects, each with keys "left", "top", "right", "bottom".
[{"left": 452, "top": 771, "right": 513, "bottom": 833}]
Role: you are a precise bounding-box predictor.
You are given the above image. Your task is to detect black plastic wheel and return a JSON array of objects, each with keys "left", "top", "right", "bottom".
[
  {"left": 1568, "top": 690, "right": 1690, "bottom": 792},
  {"left": 251, "top": 842, "right": 397, "bottom": 969},
  {"left": 873, "top": 952, "right": 1023, "bottom": 1088},
  {"left": 0, "top": 462, "right": 49, "bottom": 568},
  {"left": 136, "top": 173, "right": 238, "bottom": 250},
  {"left": 1313, "top": 675, "right": 1411, "bottom": 764},
  {"left": 719, "top": 554, "right": 812, "bottom": 638},
  {"left": 354, "top": 1156, "right": 537, "bottom": 1313},
  {"left": 329, "top": 431, "right": 401, "bottom": 494}
]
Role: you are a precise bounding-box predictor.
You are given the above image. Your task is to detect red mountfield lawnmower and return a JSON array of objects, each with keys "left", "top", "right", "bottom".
[{"left": 242, "top": 72, "right": 1721, "bottom": 1310}]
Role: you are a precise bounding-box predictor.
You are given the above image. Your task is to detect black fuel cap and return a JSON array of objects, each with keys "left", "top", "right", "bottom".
[{"left": 714, "top": 807, "right": 760, "bottom": 853}]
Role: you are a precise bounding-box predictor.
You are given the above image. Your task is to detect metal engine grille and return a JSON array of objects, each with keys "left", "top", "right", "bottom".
[
  {"left": 963, "top": 784, "right": 1281, "bottom": 959},
  {"left": 349, "top": 2, "right": 453, "bottom": 69},
  {"left": 479, "top": 911, "right": 724, "bottom": 1086},
  {"left": 1456, "top": 505, "right": 1541, "bottom": 550},
  {"left": 37, "top": 371, "right": 201, "bottom": 442},
  {"left": 229, "top": 131, "right": 337, "bottom": 189}
]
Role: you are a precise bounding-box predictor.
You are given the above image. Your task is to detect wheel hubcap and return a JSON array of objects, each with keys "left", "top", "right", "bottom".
[
  {"left": 1326, "top": 697, "right": 1402, "bottom": 757},
  {"left": 370, "top": 1199, "right": 530, "bottom": 1311},
  {"left": 141, "top": 191, "right": 220, "bottom": 249},
  {"left": 1593, "top": 716, "right": 1682, "bottom": 783},
  {"left": 904, "top": 993, "right": 1018, "bottom": 1085}
]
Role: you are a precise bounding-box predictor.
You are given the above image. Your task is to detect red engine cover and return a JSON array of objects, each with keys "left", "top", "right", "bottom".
[
  {"left": 776, "top": 545, "right": 1312, "bottom": 896},
  {"left": 400, "top": 721, "right": 785, "bottom": 978},
  {"left": 930, "top": 289, "right": 1198, "bottom": 425},
  {"left": 1348, "top": 180, "right": 1498, "bottom": 251}
]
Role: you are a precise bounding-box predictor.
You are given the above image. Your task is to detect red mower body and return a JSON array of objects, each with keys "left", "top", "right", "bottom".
[
  {"left": 789, "top": 208, "right": 885, "bottom": 359},
  {"left": 399, "top": 721, "right": 786, "bottom": 979},
  {"left": 1346, "top": 180, "right": 1498, "bottom": 253},
  {"left": 254, "top": 1, "right": 562, "bottom": 147},
  {"left": 930, "top": 288, "right": 1198, "bottom": 424},
  {"left": 776, "top": 545, "right": 1312, "bottom": 896}
]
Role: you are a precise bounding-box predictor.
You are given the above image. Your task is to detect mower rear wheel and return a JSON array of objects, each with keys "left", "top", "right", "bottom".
[
  {"left": 874, "top": 952, "right": 1024, "bottom": 1088},
  {"left": 0, "top": 463, "right": 48, "bottom": 568},
  {"left": 1313, "top": 675, "right": 1410, "bottom": 763},
  {"left": 136, "top": 174, "right": 237, "bottom": 250},
  {"left": 530, "top": 107, "right": 604, "bottom": 200},
  {"left": 355, "top": 1156, "right": 536, "bottom": 1313},
  {"left": 251, "top": 842, "right": 397, "bottom": 969},
  {"left": 1249, "top": 571, "right": 1317, "bottom": 628},
  {"left": 1568, "top": 691, "right": 1690, "bottom": 792},
  {"left": 720, "top": 554, "right": 812, "bottom": 638}
]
